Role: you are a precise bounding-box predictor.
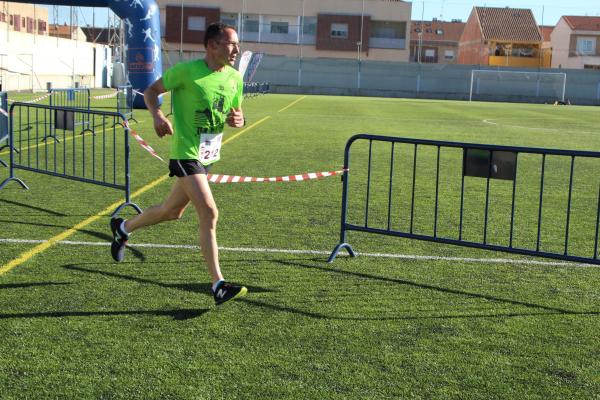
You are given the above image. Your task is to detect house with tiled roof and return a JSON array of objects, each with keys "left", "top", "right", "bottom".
[
  {"left": 457, "top": 6, "right": 551, "bottom": 68},
  {"left": 409, "top": 19, "right": 465, "bottom": 64},
  {"left": 550, "top": 16, "right": 600, "bottom": 69}
]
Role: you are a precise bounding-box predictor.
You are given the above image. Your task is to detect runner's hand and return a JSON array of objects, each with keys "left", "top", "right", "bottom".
[
  {"left": 153, "top": 112, "right": 173, "bottom": 137},
  {"left": 226, "top": 108, "right": 244, "bottom": 128}
]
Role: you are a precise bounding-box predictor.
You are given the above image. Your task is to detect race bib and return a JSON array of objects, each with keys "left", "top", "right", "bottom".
[{"left": 199, "top": 133, "right": 223, "bottom": 164}]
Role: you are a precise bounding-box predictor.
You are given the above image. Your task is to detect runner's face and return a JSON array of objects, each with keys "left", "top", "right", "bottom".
[{"left": 214, "top": 28, "right": 240, "bottom": 67}]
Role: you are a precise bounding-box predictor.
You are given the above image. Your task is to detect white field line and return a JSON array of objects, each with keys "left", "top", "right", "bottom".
[
  {"left": 0, "top": 238, "right": 595, "bottom": 268},
  {"left": 482, "top": 119, "right": 598, "bottom": 135}
]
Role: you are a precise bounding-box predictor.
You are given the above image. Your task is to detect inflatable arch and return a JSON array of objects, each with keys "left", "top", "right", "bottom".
[{"left": 11, "top": 0, "right": 162, "bottom": 108}]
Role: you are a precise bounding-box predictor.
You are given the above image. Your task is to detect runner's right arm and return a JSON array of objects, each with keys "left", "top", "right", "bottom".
[{"left": 144, "top": 78, "right": 173, "bottom": 137}]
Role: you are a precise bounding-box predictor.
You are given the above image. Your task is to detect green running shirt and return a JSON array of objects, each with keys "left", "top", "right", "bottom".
[{"left": 162, "top": 59, "right": 243, "bottom": 164}]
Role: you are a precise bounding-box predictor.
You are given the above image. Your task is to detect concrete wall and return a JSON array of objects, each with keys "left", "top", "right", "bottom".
[
  {"left": 250, "top": 54, "right": 600, "bottom": 105},
  {"left": 0, "top": 21, "right": 108, "bottom": 91}
]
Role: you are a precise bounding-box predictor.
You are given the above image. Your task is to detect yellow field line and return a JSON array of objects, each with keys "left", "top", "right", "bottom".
[
  {"left": 1, "top": 130, "right": 100, "bottom": 156},
  {"left": 223, "top": 116, "right": 271, "bottom": 145},
  {"left": 0, "top": 176, "right": 168, "bottom": 275},
  {"left": 278, "top": 95, "right": 306, "bottom": 113},
  {"left": 0, "top": 111, "right": 273, "bottom": 276}
]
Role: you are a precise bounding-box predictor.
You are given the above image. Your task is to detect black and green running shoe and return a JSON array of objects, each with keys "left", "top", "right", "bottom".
[
  {"left": 213, "top": 282, "right": 248, "bottom": 305},
  {"left": 110, "top": 217, "right": 129, "bottom": 262}
]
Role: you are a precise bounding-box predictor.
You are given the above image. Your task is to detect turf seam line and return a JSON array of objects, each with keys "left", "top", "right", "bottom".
[{"left": 0, "top": 238, "right": 593, "bottom": 268}]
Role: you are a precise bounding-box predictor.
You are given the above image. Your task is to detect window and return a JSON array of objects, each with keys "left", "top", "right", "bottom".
[
  {"left": 425, "top": 49, "right": 436, "bottom": 57},
  {"left": 331, "top": 23, "right": 348, "bottom": 39},
  {"left": 243, "top": 18, "right": 259, "bottom": 33},
  {"left": 436, "top": 29, "right": 443, "bottom": 35},
  {"left": 302, "top": 16, "right": 317, "bottom": 35},
  {"left": 187, "top": 16, "right": 205, "bottom": 31},
  {"left": 221, "top": 13, "right": 238, "bottom": 29},
  {"left": 577, "top": 37, "right": 596, "bottom": 55},
  {"left": 444, "top": 50, "right": 455, "bottom": 60},
  {"left": 270, "top": 21, "right": 288, "bottom": 34},
  {"left": 371, "top": 21, "right": 406, "bottom": 39}
]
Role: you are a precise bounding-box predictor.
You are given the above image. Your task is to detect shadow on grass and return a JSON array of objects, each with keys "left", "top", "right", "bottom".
[
  {"left": 0, "top": 308, "right": 209, "bottom": 321},
  {"left": 0, "top": 198, "right": 67, "bottom": 216},
  {"left": 0, "top": 221, "right": 147, "bottom": 261},
  {"left": 250, "top": 258, "right": 599, "bottom": 321},
  {"left": 0, "top": 282, "right": 71, "bottom": 289},
  {"left": 239, "top": 297, "right": 599, "bottom": 321},
  {"left": 63, "top": 263, "right": 273, "bottom": 295}
]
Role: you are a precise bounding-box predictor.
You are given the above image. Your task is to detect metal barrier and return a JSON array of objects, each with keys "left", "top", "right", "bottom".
[
  {"left": 0, "top": 91, "right": 7, "bottom": 167},
  {"left": 0, "top": 102, "right": 142, "bottom": 217},
  {"left": 116, "top": 85, "right": 137, "bottom": 125},
  {"left": 40, "top": 88, "right": 93, "bottom": 142},
  {"left": 243, "top": 82, "right": 270, "bottom": 98},
  {"left": 328, "top": 134, "right": 600, "bottom": 265}
]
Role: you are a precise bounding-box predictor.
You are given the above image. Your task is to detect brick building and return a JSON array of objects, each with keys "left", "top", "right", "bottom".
[
  {"left": 409, "top": 19, "right": 465, "bottom": 64},
  {"left": 457, "top": 6, "right": 550, "bottom": 68}
]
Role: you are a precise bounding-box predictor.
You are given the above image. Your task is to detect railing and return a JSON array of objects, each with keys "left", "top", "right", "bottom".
[
  {"left": 0, "top": 102, "right": 142, "bottom": 217},
  {"left": 329, "top": 134, "right": 600, "bottom": 265}
]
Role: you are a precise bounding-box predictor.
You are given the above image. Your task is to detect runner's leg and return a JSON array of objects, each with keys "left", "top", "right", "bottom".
[
  {"left": 178, "top": 173, "right": 223, "bottom": 284},
  {"left": 124, "top": 179, "right": 191, "bottom": 233}
]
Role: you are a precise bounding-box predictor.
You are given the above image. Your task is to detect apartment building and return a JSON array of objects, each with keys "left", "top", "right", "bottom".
[
  {"left": 409, "top": 19, "right": 465, "bottom": 64},
  {"left": 0, "top": 1, "right": 48, "bottom": 35},
  {"left": 156, "top": 0, "right": 412, "bottom": 62}
]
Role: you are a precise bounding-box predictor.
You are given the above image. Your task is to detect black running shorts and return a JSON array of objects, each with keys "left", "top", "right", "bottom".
[{"left": 168, "top": 159, "right": 212, "bottom": 177}]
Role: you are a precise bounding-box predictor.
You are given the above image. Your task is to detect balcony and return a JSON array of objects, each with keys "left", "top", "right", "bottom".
[{"left": 369, "top": 37, "right": 406, "bottom": 49}]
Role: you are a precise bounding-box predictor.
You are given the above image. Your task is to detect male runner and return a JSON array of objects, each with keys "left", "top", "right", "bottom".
[{"left": 109, "top": 22, "right": 247, "bottom": 306}]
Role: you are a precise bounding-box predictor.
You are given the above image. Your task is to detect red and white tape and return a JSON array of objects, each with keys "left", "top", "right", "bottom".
[
  {"left": 92, "top": 91, "right": 119, "bottom": 99},
  {"left": 207, "top": 170, "right": 346, "bottom": 183},
  {"left": 122, "top": 120, "right": 165, "bottom": 163},
  {"left": 113, "top": 93, "right": 343, "bottom": 184},
  {"left": 23, "top": 93, "right": 52, "bottom": 103}
]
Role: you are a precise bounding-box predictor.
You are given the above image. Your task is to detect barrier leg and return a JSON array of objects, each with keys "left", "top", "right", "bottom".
[
  {"left": 110, "top": 201, "right": 142, "bottom": 218},
  {"left": 0, "top": 176, "right": 29, "bottom": 190},
  {"left": 327, "top": 242, "right": 356, "bottom": 263}
]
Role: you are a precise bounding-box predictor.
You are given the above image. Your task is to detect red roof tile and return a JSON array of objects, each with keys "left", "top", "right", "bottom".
[
  {"left": 410, "top": 20, "right": 465, "bottom": 43},
  {"left": 562, "top": 16, "right": 600, "bottom": 31},
  {"left": 539, "top": 25, "right": 553, "bottom": 42},
  {"left": 475, "top": 7, "right": 542, "bottom": 42}
]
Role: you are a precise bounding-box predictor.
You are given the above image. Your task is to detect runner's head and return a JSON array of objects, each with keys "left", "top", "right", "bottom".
[{"left": 204, "top": 22, "right": 240, "bottom": 68}]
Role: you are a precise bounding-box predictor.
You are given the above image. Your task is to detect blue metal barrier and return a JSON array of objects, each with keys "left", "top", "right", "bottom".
[
  {"left": 0, "top": 92, "right": 7, "bottom": 167},
  {"left": 243, "top": 82, "right": 270, "bottom": 98},
  {"left": 328, "top": 134, "right": 600, "bottom": 265},
  {"left": 40, "top": 87, "right": 93, "bottom": 142},
  {"left": 0, "top": 102, "right": 142, "bottom": 217},
  {"left": 116, "top": 85, "right": 137, "bottom": 125}
]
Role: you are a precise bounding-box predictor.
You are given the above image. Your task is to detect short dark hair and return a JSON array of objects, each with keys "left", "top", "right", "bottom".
[{"left": 204, "top": 22, "right": 236, "bottom": 48}]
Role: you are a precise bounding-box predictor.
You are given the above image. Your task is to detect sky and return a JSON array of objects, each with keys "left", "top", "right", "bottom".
[
  {"left": 45, "top": 0, "right": 599, "bottom": 28},
  {"left": 415, "top": 0, "right": 600, "bottom": 26}
]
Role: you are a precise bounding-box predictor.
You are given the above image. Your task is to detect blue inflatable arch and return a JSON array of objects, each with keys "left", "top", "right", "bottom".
[{"left": 11, "top": 0, "right": 162, "bottom": 108}]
